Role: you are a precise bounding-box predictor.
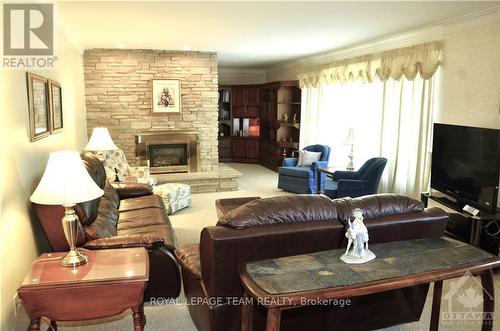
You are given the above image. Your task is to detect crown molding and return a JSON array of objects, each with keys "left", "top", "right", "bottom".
[
  {"left": 265, "top": 6, "right": 500, "bottom": 73},
  {"left": 219, "top": 67, "right": 266, "bottom": 75}
]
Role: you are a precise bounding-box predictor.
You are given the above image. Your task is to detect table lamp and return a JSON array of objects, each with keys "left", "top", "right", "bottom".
[
  {"left": 345, "top": 128, "right": 355, "bottom": 171},
  {"left": 30, "top": 151, "right": 104, "bottom": 267},
  {"left": 84, "top": 127, "right": 118, "bottom": 159}
]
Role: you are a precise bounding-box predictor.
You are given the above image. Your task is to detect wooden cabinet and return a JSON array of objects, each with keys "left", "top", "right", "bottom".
[
  {"left": 232, "top": 139, "right": 246, "bottom": 158},
  {"left": 218, "top": 81, "right": 300, "bottom": 169},
  {"left": 232, "top": 87, "right": 260, "bottom": 118},
  {"left": 246, "top": 140, "right": 260, "bottom": 159},
  {"left": 218, "top": 137, "right": 232, "bottom": 162},
  {"left": 232, "top": 138, "right": 259, "bottom": 163}
]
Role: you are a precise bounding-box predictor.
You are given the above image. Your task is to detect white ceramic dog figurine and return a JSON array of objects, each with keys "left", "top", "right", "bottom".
[{"left": 340, "top": 208, "right": 376, "bottom": 264}]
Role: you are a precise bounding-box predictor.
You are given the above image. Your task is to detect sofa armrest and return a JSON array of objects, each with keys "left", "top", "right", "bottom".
[
  {"left": 331, "top": 170, "right": 358, "bottom": 181},
  {"left": 175, "top": 244, "right": 202, "bottom": 280},
  {"left": 83, "top": 234, "right": 164, "bottom": 250},
  {"left": 111, "top": 182, "right": 153, "bottom": 199},
  {"left": 282, "top": 157, "right": 298, "bottom": 167},
  {"left": 337, "top": 179, "right": 365, "bottom": 191}
]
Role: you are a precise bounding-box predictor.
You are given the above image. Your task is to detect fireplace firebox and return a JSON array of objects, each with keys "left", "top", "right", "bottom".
[
  {"left": 135, "top": 131, "right": 200, "bottom": 174},
  {"left": 148, "top": 144, "right": 188, "bottom": 173}
]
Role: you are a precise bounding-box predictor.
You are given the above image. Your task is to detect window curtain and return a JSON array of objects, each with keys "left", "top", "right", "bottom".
[{"left": 299, "top": 42, "right": 440, "bottom": 198}]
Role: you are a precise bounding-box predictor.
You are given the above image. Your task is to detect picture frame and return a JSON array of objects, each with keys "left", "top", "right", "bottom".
[
  {"left": 151, "top": 79, "right": 181, "bottom": 114},
  {"left": 48, "top": 80, "right": 63, "bottom": 134},
  {"left": 26, "top": 72, "right": 49, "bottom": 142}
]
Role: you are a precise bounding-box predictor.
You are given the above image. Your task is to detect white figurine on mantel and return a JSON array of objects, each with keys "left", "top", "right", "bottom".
[{"left": 340, "top": 208, "right": 376, "bottom": 264}]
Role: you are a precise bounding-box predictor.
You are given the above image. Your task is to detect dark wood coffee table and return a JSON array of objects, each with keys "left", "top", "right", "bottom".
[
  {"left": 18, "top": 248, "right": 149, "bottom": 331},
  {"left": 240, "top": 237, "right": 500, "bottom": 331}
]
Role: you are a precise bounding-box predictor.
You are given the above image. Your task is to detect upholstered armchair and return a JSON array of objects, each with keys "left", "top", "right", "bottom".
[
  {"left": 101, "top": 148, "right": 156, "bottom": 185},
  {"left": 324, "top": 157, "right": 387, "bottom": 199},
  {"left": 278, "top": 144, "right": 331, "bottom": 194}
]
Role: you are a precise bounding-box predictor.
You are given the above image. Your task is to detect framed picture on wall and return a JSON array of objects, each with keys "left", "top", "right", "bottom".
[
  {"left": 48, "top": 80, "right": 63, "bottom": 134},
  {"left": 26, "top": 73, "right": 50, "bottom": 142},
  {"left": 151, "top": 79, "right": 181, "bottom": 114}
]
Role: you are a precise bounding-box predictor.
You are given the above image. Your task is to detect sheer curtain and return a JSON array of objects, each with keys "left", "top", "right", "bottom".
[{"left": 300, "top": 75, "right": 435, "bottom": 198}]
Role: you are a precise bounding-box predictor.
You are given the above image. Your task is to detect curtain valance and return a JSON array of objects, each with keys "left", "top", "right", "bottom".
[{"left": 298, "top": 41, "right": 441, "bottom": 88}]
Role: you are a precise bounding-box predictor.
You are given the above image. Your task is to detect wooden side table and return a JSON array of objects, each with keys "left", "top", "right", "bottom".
[{"left": 18, "top": 248, "right": 149, "bottom": 331}]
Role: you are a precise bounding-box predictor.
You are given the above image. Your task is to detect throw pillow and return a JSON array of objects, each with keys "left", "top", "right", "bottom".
[
  {"left": 297, "top": 150, "right": 305, "bottom": 166},
  {"left": 300, "top": 150, "right": 322, "bottom": 167}
]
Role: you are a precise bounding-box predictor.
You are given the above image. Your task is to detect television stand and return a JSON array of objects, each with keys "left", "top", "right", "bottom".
[{"left": 421, "top": 193, "right": 500, "bottom": 255}]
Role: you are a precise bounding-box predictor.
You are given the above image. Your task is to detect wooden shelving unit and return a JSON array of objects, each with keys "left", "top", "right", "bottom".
[
  {"left": 217, "top": 81, "right": 301, "bottom": 171},
  {"left": 259, "top": 81, "right": 301, "bottom": 171},
  {"left": 218, "top": 86, "right": 232, "bottom": 162}
]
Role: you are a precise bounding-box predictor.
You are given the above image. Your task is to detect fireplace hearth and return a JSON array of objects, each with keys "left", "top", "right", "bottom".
[{"left": 135, "top": 131, "right": 200, "bottom": 174}]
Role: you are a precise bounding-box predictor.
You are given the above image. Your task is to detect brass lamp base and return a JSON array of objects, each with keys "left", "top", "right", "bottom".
[
  {"left": 60, "top": 205, "right": 88, "bottom": 268},
  {"left": 60, "top": 248, "right": 88, "bottom": 267}
]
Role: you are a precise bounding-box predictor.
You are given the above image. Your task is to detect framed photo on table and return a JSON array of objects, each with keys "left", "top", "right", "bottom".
[
  {"left": 26, "top": 73, "right": 49, "bottom": 142},
  {"left": 151, "top": 79, "right": 181, "bottom": 114},
  {"left": 48, "top": 80, "right": 63, "bottom": 134}
]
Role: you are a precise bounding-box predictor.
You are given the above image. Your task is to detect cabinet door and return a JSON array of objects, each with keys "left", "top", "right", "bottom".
[
  {"left": 246, "top": 87, "right": 260, "bottom": 107},
  {"left": 232, "top": 106, "right": 245, "bottom": 118},
  {"left": 246, "top": 140, "right": 259, "bottom": 159},
  {"left": 232, "top": 139, "right": 246, "bottom": 158},
  {"left": 232, "top": 88, "right": 245, "bottom": 108}
]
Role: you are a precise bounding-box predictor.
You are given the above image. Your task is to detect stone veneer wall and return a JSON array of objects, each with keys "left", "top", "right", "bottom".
[{"left": 83, "top": 49, "right": 219, "bottom": 171}]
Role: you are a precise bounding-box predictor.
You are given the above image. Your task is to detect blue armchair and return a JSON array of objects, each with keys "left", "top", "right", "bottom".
[
  {"left": 277, "top": 145, "right": 331, "bottom": 194},
  {"left": 323, "top": 157, "right": 387, "bottom": 199}
]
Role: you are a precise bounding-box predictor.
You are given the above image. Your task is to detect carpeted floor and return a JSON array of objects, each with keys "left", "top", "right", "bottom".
[{"left": 37, "top": 163, "right": 499, "bottom": 331}]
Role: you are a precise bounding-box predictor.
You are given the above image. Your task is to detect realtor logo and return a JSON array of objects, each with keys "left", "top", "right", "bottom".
[
  {"left": 2, "top": 3, "right": 56, "bottom": 69},
  {"left": 3, "top": 3, "right": 53, "bottom": 56},
  {"left": 442, "top": 271, "right": 494, "bottom": 327}
]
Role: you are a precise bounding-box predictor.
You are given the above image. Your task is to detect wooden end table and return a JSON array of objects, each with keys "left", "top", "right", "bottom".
[
  {"left": 316, "top": 167, "right": 346, "bottom": 193},
  {"left": 240, "top": 237, "right": 500, "bottom": 331},
  {"left": 18, "top": 248, "right": 149, "bottom": 331}
]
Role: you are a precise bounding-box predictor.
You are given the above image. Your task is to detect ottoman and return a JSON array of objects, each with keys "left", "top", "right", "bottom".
[{"left": 154, "top": 183, "right": 191, "bottom": 215}]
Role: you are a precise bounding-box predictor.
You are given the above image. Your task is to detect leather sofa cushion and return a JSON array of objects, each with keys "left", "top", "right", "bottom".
[
  {"left": 84, "top": 183, "right": 120, "bottom": 240},
  {"left": 175, "top": 244, "right": 202, "bottom": 280},
  {"left": 331, "top": 194, "right": 425, "bottom": 224},
  {"left": 218, "top": 194, "right": 425, "bottom": 229},
  {"left": 215, "top": 197, "right": 261, "bottom": 219},
  {"left": 118, "top": 208, "right": 176, "bottom": 250},
  {"left": 217, "top": 195, "right": 338, "bottom": 229},
  {"left": 119, "top": 194, "right": 165, "bottom": 212},
  {"left": 81, "top": 152, "right": 107, "bottom": 189},
  {"left": 278, "top": 166, "right": 314, "bottom": 178}
]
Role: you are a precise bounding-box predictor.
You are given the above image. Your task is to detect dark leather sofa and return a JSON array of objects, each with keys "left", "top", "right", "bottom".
[
  {"left": 176, "top": 194, "right": 448, "bottom": 331},
  {"left": 32, "top": 152, "right": 181, "bottom": 300}
]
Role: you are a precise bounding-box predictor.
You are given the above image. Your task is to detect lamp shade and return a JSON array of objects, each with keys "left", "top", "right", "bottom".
[
  {"left": 345, "top": 128, "right": 355, "bottom": 145},
  {"left": 30, "top": 151, "right": 104, "bottom": 205},
  {"left": 84, "top": 127, "right": 118, "bottom": 151}
]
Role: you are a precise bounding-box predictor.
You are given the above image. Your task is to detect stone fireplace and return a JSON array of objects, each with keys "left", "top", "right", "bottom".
[{"left": 135, "top": 130, "right": 200, "bottom": 174}]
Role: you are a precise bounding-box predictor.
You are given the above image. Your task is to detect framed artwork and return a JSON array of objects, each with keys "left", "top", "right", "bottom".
[
  {"left": 151, "top": 79, "right": 181, "bottom": 114},
  {"left": 48, "top": 80, "right": 63, "bottom": 134},
  {"left": 26, "top": 73, "right": 49, "bottom": 142}
]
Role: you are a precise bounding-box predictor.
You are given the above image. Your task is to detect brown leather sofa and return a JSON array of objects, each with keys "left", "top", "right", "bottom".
[
  {"left": 176, "top": 194, "right": 448, "bottom": 331},
  {"left": 32, "top": 152, "right": 181, "bottom": 300}
]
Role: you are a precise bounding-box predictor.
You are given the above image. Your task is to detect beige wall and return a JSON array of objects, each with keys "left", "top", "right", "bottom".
[
  {"left": 0, "top": 31, "right": 87, "bottom": 330},
  {"left": 435, "top": 22, "right": 500, "bottom": 129},
  {"left": 83, "top": 50, "right": 219, "bottom": 172},
  {"left": 266, "top": 21, "right": 500, "bottom": 129},
  {"left": 219, "top": 68, "right": 266, "bottom": 85}
]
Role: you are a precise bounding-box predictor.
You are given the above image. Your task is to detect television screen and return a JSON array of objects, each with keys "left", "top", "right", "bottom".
[{"left": 431, "top": 123, "right": 500, "bottom": 211}]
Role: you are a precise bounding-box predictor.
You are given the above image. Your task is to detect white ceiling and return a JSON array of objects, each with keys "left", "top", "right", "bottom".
[{"left": 57, "top": 1, "right": 500, "bottom": 68}]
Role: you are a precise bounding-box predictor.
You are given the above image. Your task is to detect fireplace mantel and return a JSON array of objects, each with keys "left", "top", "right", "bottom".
[{"left": 135, "top": 130, "right": 200, "bottom": 174}]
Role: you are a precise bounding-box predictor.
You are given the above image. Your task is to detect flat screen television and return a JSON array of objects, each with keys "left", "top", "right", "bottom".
[{"left": 431, "top": 123, "right": 500, "bottom": 212}]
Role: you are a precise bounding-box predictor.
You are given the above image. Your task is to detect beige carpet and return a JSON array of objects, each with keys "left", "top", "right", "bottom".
[{"left": 36, "top": 163, "right": 498, "bottom": 331}]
